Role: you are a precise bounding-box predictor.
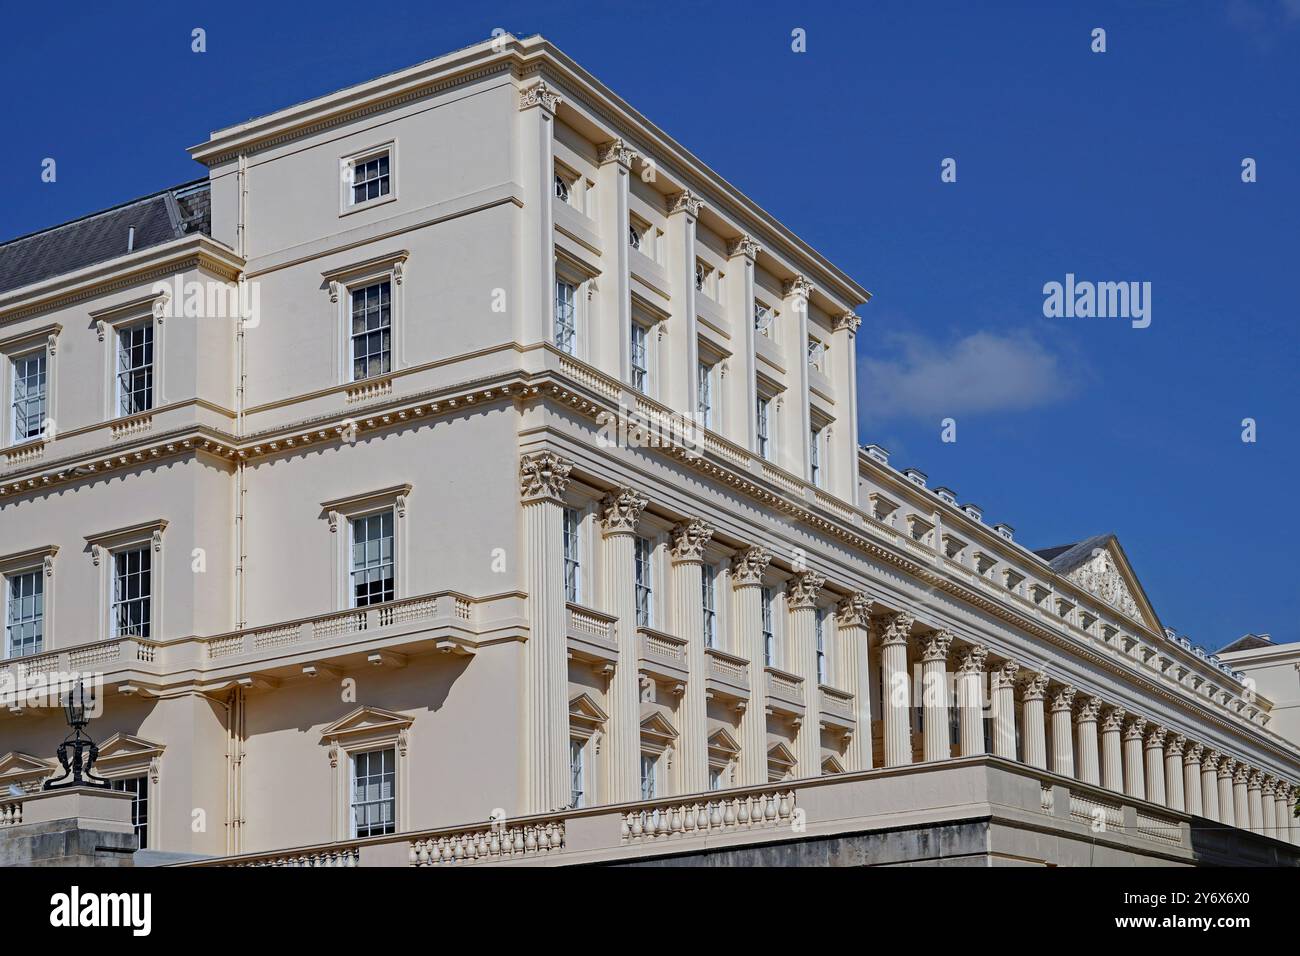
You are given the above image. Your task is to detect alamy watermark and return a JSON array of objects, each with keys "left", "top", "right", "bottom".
[{"left": 1042, "top": 273, "right": 1151, "bottom": 329}]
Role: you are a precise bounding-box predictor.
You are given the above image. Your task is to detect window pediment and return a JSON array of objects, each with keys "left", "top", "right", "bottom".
[
  {"left": 320, "top": 705, "right": 414, "bottom": 746},
  {"left": 96, "top": 732, "right": 165, "bottom": 768},
  {"left": 569, "top": 692, "right": 608, "bottom": 733},
  {"left": 0, "top": 751, "right": 53, "bottom": 790}
]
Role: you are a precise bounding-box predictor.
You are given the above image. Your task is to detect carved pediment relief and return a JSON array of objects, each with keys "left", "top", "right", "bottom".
[{"left": 1067, "top": 547, "right": 1143, "bottom": 623}]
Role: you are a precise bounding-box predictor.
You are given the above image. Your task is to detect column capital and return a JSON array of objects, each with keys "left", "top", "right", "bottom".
[
  {"left": 667, "top": 189, "right": 705, "bottom": 218},
  {"left": 1123, "top": 716, "right": 1147, "bottom": 742},
  {"left": 597, "top": 138, "right": 638, "bottom": 169},
  {"left": 730, "top": 546, "right": 772, "bottom": 587},
  {"left": 519, "top": 451, "right": 573, "bottom": 503},
  {"left": 782, "top": 275, "right": 815, "bottom": 306},
  {"left": 1184, "top": 742, "right": 1204, "bottom": 766},
  {"left": 1233, "top": 763, "right": 1250, "bottom": 784},
  {"left": 1166, "top": 734, "right": 1187, "bottom": 758},
  {"left": 1048, "top": 685, "right": 1077, "bottom": 713},
  {"left": 1075, "top": 696, "right": 1103, "bottom": 723},
  {"left": 1247, "top": 769, "right": 1263, "bottom": 790},
  {"left": 1263, "top": 776, "right": 1277, "bottom": 797},
  {"left": 1276, "top": 781, "right": 1291, "bottom": 800},
  {"left": 519, "top": 78, "right": 562, "bottom": 114},
  {"left": 914, "top": 628, "right": 954, "bottom": 663},
  {"left": 834, "top": 310, "right": 861, "bottom": 335},
  {"left": 1144, "top": 725, "right": 1167, "bottom": 750},
  {"left": 834, "top": 592, "right": 872, "bottom": 629},
  {"left": 726, "top": 234, "right": 762, "bottom": 260},
  {"left": 1019, "top": 671, "right": 1049, "bottom": 701},
  {"left": 599, "top": 486, "right": 648, "bottom": 535},
  {"left": 1101, "top": 706, "right": 1127, "bottom": 733},
  {"left": 879, "top": 610, "right": 915, "bottom": 647},
  {"left": 1217, "top": 756, "right": 1236, "bottom": 778},
  {"left": 787, "top": 571, "right": 826, "bottom": 609},
  {"left": 956, "top": 644, "right": 989, "bottom": 675},
  {"left": 669, "top": 518, "right": 714, "bottom": 563},
  {"left": 990, "top": 659, "right": 1020, "bottom": 689}
]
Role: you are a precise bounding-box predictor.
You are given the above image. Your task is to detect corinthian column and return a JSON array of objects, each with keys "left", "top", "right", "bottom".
[
  {"left": 787, "top": 571, "right": 826, "bottom": 778},
  {"left": 1262, "top": 777, "right": 1277, "bottom": 840},
  {"left": 915, "top": 629, "right": 954, "bottom": 763},
  {"left": 732, "top": 546, "right": 772, "bottom": 785},
  {"left": 990, "top": 661, "right": 1019, "bottom": 760},
  {"left": 1075, "top": 696, "right": 1102, "bottom": 785},
  {"left": 1122, "top": 717, "right": 1147, "bottom": 800},
  {"left": 1100, "top": 706, "right": 1126, "bottom": 793},
  {"left": 1247, "top": 771, "right": 1264, "bottom": 834},
  {"left": 880, "top": 611, "right": 915, "bottom": 767},
  {"left": 1218, "top": 758, "right": 1237, "bottom": 827},
  {"left": 1274, "top": 783, "right": 1291, "bottom": 843},
  {"left": 519, "top": 451, "right": 574, "bottom": 813},
  {"left": 955, "top": 645, "right": 988, "bottom": 757},
  {"left": 1233, "top": 764, "right": 1250, "bottom": 830},
  {"left": 836, "top": 593, "right": 873, "bottom": 772},
  {"left": 1183, "top": 743, "right": 1204, "bottom": 817},
  {"left": 1164, "top": 735, "right": 1186, "bottom": 812},
  {"left": 1285, "top": 784, "right": 1298, "bottom": 845},
  {"left": 1200, "top": 750, "right": 1220, "bottom": 821},
  {"left": 1143, "top": 727, "right": 1167, "bottom": 806},
  {"left": 1019, "top": 672, "right": 1049, "bottom": 770},
  {"left": 669, "top": 518, "right": 714, "bottom": 794},
  {"left": 1048, "top": 685, "right": 1076, "bottom": 778},
  {"left": 599, "top": 486, "right": 649, "bottom": 803}
]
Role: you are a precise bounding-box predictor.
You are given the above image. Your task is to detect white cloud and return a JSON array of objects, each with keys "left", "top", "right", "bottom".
[{"left": 858, "top": 329, "right": 1073, "bottom": 424}]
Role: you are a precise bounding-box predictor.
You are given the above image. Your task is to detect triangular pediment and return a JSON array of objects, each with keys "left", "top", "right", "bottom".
[
  {"left": 320, "top": 705, "right": 413, "bottom": 743},
  {"left": 821, "top": 754, "right": 846, "bottom": 775},
  {"left": 96, "top": 733, "right": 165, "bottom": 767},
  {"left": 568, "top": 692, "right": 608, "bottom": 725},
  {"left": 1038, "top": 534, "right": 1163, "bottom": 634},
  {"left": 707, "top": 727, "right": 740, "bottom": 757},
  {"left": 639, "top": 709, "right": 678, "bottom": 741},
  {"left": 0, "top": 751, "right": 53, "bottom": 785},
  {"left": 767, "top": 741, "right": 796, "bottom": 769}
]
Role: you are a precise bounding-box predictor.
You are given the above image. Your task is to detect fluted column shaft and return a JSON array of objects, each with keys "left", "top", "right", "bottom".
[
  {"left": 1144, "top": 728, "right": 1167, "bottom": 806},
  {"left": 732, "top": 547, "right": 772, "bottom": 786},
  {"left": 1100, "top": 707, "right": 1126, "bottom": 793},
  {"left": 880, "top": 612, "right": 915, "bottom": 767},
  {"left": 990, "top": 662, "right": 1019, "bottom": 760},
  {"left": 837, "top": 594, "right": 873, "bottom": 772},
  {"left": 1274, "top": 785, "right": 1291, "bottom": 844},
  {"left": 1020, "top": 673, "right": 1048, "bottom": 770},
  {"left": 1164, "top": 736, "right": 1186, "bottom": 812},
  {"left": 669, "top": 519, "right": 714, "bottom": 794},
  {"left": 1183, "top": 746, "right": 1204, "bottom": 818},
  {"left": 1200, "top": 753, "right": 1220, "bottom": 821},
  {"left": 1233, "top": 766, "right": 1250, "bottom": 830},
  {"left": 1247, "top": 772, "right": 1264, "bottom": 834},
  {"left": 1262, "top": 780, "right": 1277, "bottom": 839},
  {"left": 1218, "top": 760, "right": 1237, "bottom": 827},
  {"left": 917, "top": 630, "right": 954, "bottom": 763},
  {"left": 956, "top": 646, "right": 988, "bottom": 757},
  {"left": 600, "top": 488, "right": 648, "bottom": 803},
  {"left": 1122, "top": 718, "right": 1147, "bottom": 800},
  {"left": 1049, "top": 686, "right": 1076, "bottom": 778},
  {"left": 788, "top": 572, "right": 825, "bottom": 778},
  {"left": 1287, "top": 789, "right": 1298, "bottom": 845},
  {"left": 519, "top": 452, "right": 574, "bottom": 813},
  {"left": 1075, "top": 697, "right": 1102, "bottom": 786}
]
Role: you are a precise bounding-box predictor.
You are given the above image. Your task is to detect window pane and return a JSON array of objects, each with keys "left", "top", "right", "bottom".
[{"left": 350, "top": 512, "right": 395, "bottom": 607}]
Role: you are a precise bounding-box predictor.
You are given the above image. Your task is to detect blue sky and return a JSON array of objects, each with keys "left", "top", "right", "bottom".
[{"left": 3, "top": 1, "right": 1297, "bottom": 647}]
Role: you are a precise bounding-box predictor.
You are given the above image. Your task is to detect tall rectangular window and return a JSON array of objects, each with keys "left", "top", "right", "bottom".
[
  {"left": 630, "top": 323, "right": 649, "bottom": 391},
  {"left": 351, "top": 748, "right": 395, "bottom": 837},
  {"left": 110, "top": 775, "right": 149, "bottom": 848},
  {"left": 350, "top": 512, "right": 395, "bottom": 607},
  {"left": 815, "top": 607, "right": 827, "bottom": 684},
  {"left": 562, "top": 507, "right": 581, "bottom": 604},
  {"left": 570, "top": 739, "right": 585, "bottom": 808},
  {"left": 697, "top": 362, "right": 712, "bottom": 429},
  {"left": 809, "top": 428, "right": 822, "bottom": 487},
  {"left": 351, "top": 153, "right": 390, "bottom": 205},
  {"left": 116, "top": 323, "right": 153, "bottom": 416},
  {"left": 634, "top": 536, "right": 653, "bottom": 628},
  {"left": 11, "top": 352, "right": 47, "bottom": 442},
  {"left": 761, "top": 586, "right": 775, "bottom": 667},
  {"left": 350, "top": 281, "right": 392, "bottom": 382},
  {"left": 708, "top": 766, "right": 723, "bottom": 791},
  {"left": 112, "top": 547, "right": 151, "bottom": 638},
  {"left": 640, "top": 753, "right": 657, "bottom": 800},
  {"left": 701, "top": 563, "right": 717, "bottom": 649},
  {"left": 4, "top": 569, "right": 43, "bottom": 658},
  {"left": 554, "top": 279, "right": 577, "bottom": 355},
  {"left": 756, "top": 397, "right": 771, "bottom": 460}
]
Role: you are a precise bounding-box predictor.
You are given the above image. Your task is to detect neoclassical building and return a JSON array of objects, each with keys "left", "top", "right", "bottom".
[{"left": 0, "top": 34, "right": 1297, "bottom": 866}]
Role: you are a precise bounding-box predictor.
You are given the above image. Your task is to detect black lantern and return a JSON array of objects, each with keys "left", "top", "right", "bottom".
[{"left": 43, "top": 679, "right": 110, "bottom": 790}]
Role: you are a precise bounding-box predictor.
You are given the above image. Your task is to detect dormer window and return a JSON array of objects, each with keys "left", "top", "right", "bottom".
[
  {"left": 934, "top": 486, "right": 958, "bottom": 506},
  {"left": 902, "top": 468, "right": 927, "bottom": 488}
]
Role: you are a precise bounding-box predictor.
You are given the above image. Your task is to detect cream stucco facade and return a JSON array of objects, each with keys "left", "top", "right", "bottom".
[{"left": 0, "top": 34, "right": 1297, "bottom": 866}]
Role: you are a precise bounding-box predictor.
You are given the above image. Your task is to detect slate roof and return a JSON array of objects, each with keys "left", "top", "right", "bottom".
[
  {"left": 0, "top": 180, "right": 211, "bottom": 296},
  {"left": 1032, "top": 533, "right": 1117, "bottom": 573}
]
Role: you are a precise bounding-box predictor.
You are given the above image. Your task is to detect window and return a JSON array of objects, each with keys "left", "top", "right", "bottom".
[
  {"left": 708, "top": 766, "right": 723, "bottom": 791},
  {"left": 350, "top": 281, "right": 392, "bottom": 381},
  {"left": 555, "top": 279, "right": 577, "bottom": 355},
  {"left": 697, "top": 362, "right": 713, "bottom": 429},
  {"left": 351, "top": 152, "right": 390, "bottom": 205},
  {"left": 761, "top": 586, "right": 775, "bottom": 666},
  {"left": 809, "top": 428, "right": 822, "bottom": 487},
  {"left": 815, "top": 607, "right": 827, "bottom": 684},
  {"left": 111, "top": 547, "right": 151, "bottom": 638},
  {"left": 630, "top": 323, "right": 649, "bottom": 391},
  {"left": 756, "top": 397, "right": 771, "bottom": 460},
  {"left": 351, "top": 748, "right": 396, "bottom": 837},
  {"left": 116, "top": 323, "right": 153, "bottom": 416},
  {"left": 628, "top": 224, "right": 642, "bottom": 251},
  {"left": 694, "top": 261, "right": 706, "bottom": 292},
  {"left": 110, "top": 775, "right": 148, "bottom": 848},
  {"left": 807, "top": 337, "right": 826, "bottom": 372},
  {"left": 4, "top": 569, "right": 43, "bottom": 658},
  {"left": 701, "top": 563, "right": 717, "bottom": 649},
  {"left": 554, "top": 172, "right": 571, "bottom": 204},
  {"left": 562, "top": 507, "right": 581, "bottom": 604},
  {"left": 11, "top": 352, "right": 46, "bottom": 442},
  {"left": 634, "top": 536, "right": 653, "bottom": 628},
  {"left": 640, "top": 752, "right": 657, "bottom": 800},
  {"left": 350, "top": 512, "right": 395, "bottom": 607},
  {"left": 754, "top": 302, "right": 773, "bottom": 336},
  {"left": 570, "top": 739, "right": 585, "bottom": 808}
]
